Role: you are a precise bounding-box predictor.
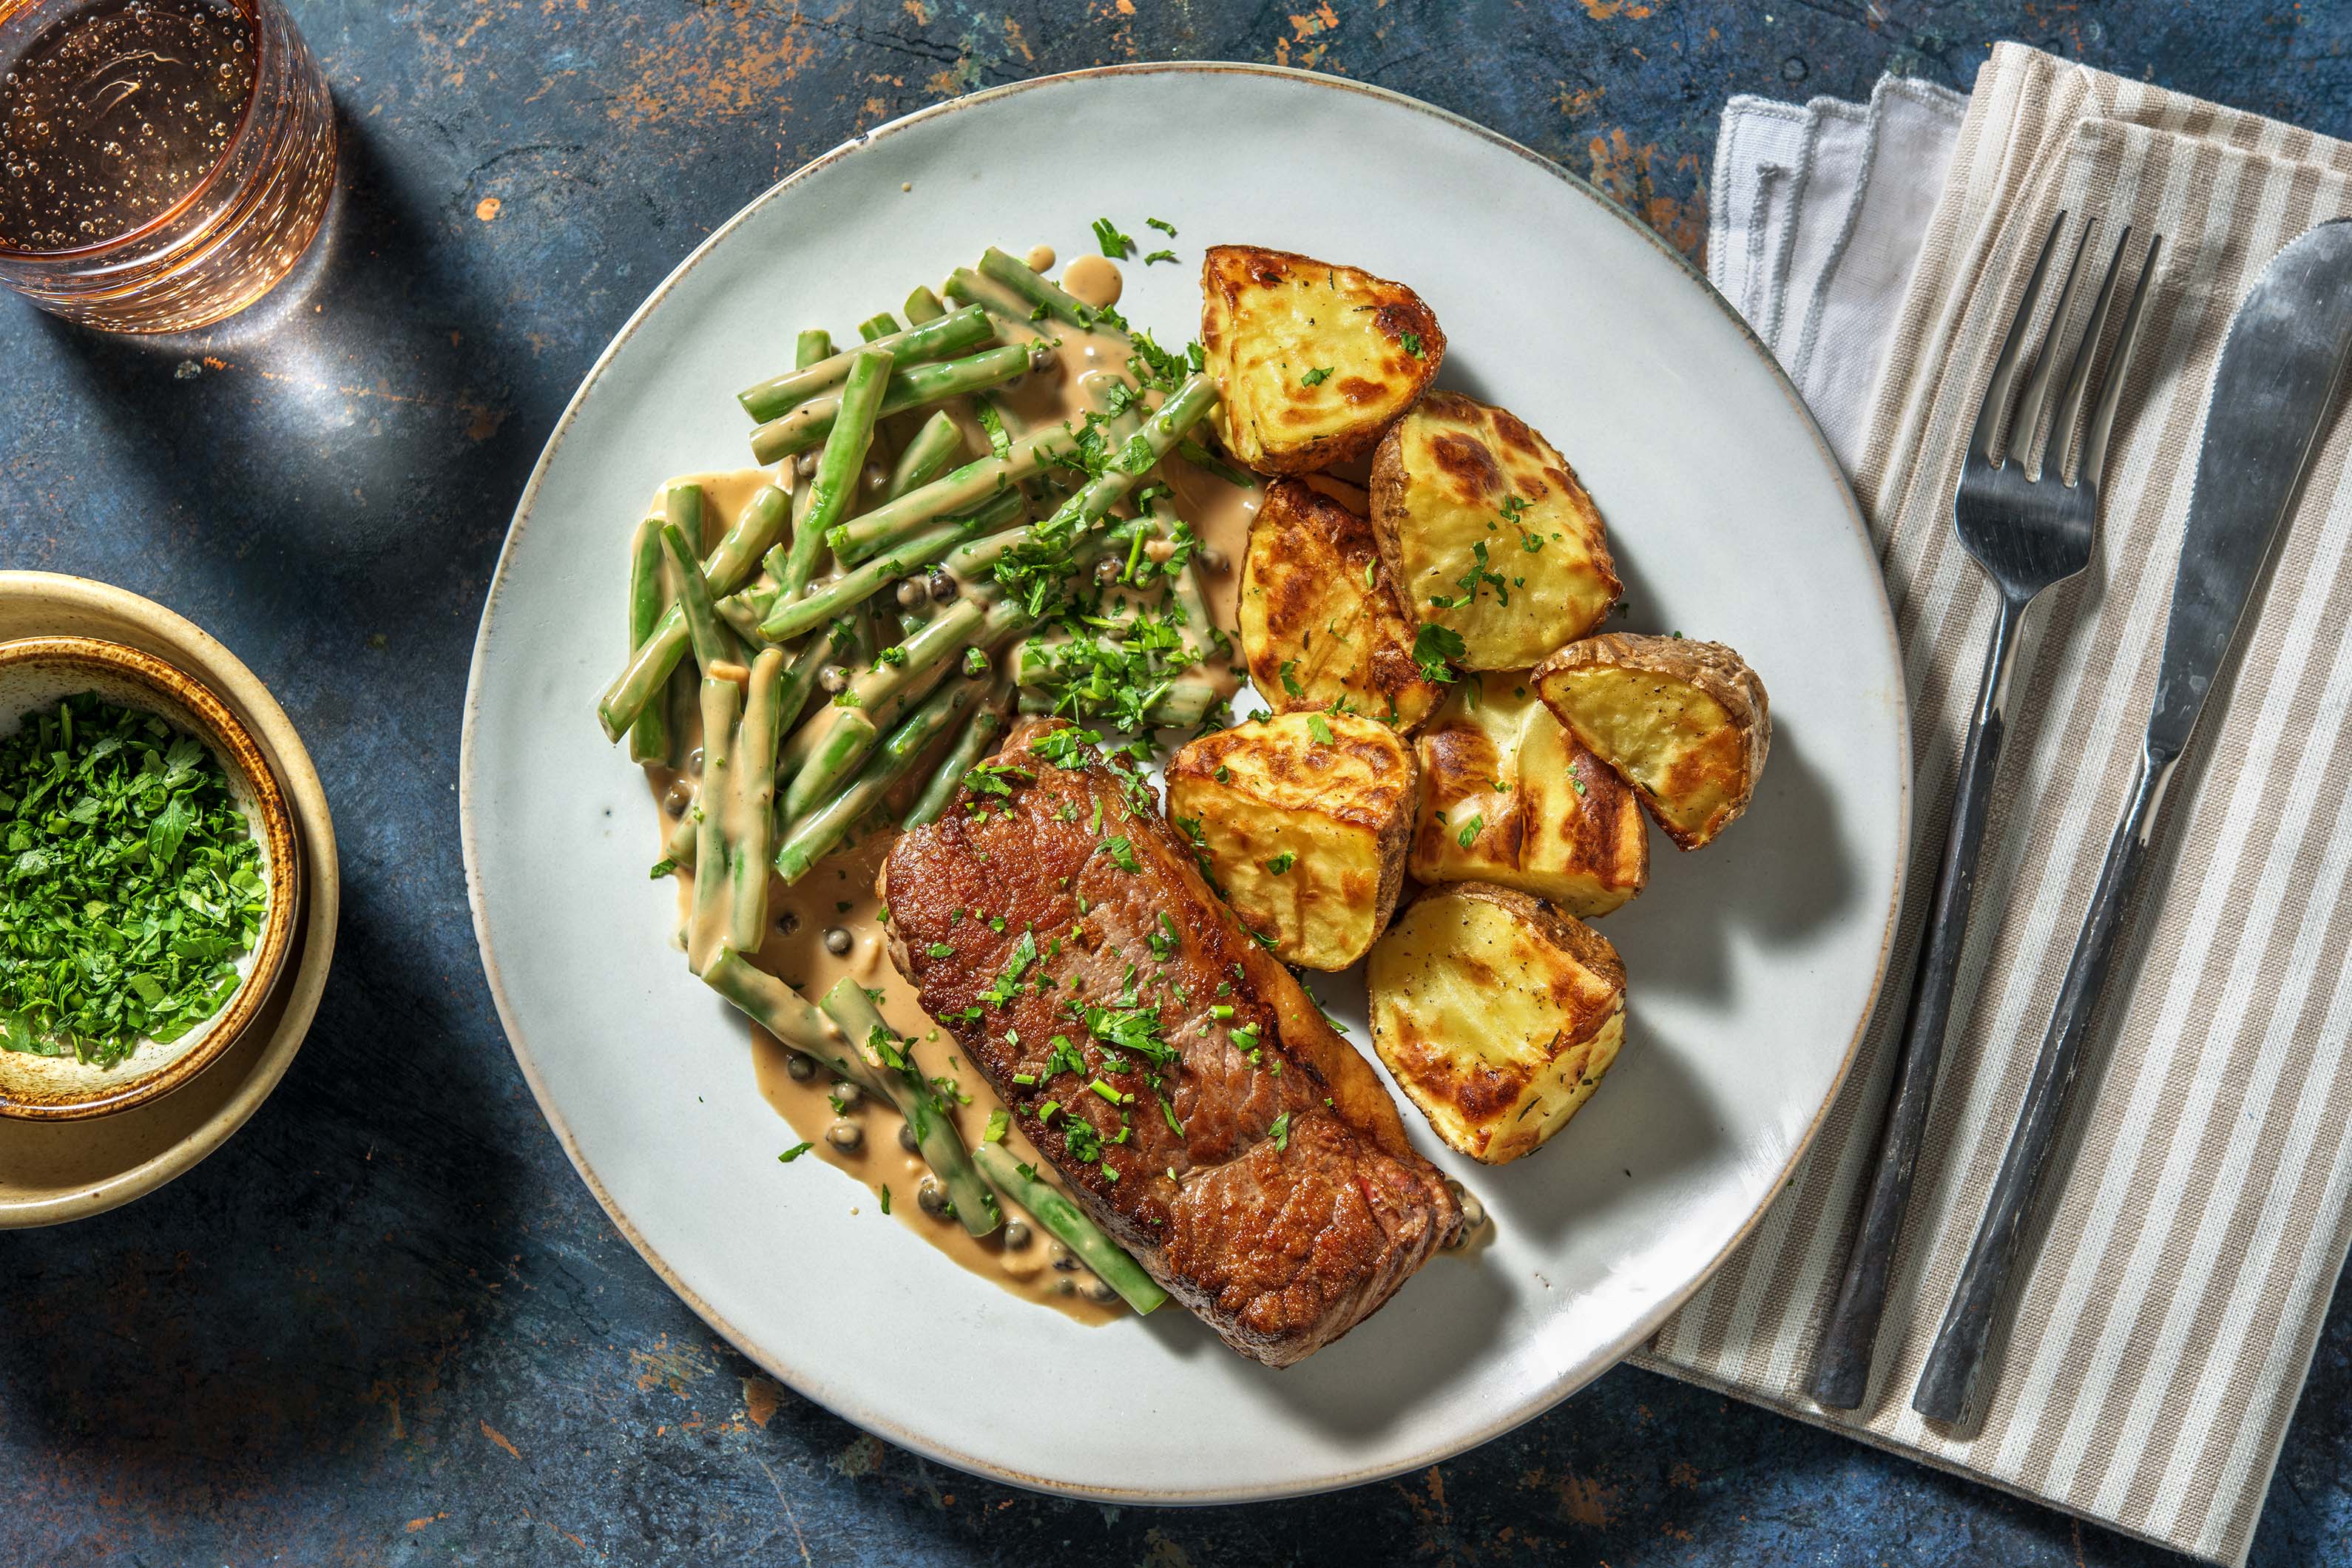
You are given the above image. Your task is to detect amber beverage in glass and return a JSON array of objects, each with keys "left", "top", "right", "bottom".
[{"left": 0, "top": 0, "right": 334, "bottom": 332}]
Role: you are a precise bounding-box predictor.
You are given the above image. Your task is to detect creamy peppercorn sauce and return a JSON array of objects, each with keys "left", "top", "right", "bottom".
[{"left": 648, "top": 265, "right": 1269, "bottom": 1320}]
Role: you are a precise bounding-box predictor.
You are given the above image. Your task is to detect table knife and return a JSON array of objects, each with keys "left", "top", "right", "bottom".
[{"left": 1913, "top": 215, "right": 2352, "bottom": 1425}]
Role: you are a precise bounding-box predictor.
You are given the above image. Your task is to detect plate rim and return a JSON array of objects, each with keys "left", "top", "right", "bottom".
[{"left": 459, "top": 58, "right": 1913, "bottom": 1503}]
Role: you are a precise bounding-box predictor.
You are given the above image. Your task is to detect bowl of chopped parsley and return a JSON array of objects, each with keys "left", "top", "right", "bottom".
[{"left": 0, "top": 637, "right": 301, "bottom": 1120}]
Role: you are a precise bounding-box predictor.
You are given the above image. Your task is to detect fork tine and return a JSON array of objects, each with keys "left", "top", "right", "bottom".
[
  {"left": 2079, "top": 234, "right": 2163, "bottom": 492},
  {"left": 2009, "top": 220, "right": 2098, "bottom": 475},
  {"left": 1969, "top": 211, "right": 2069, "bottom": 464},
  {"left": 2046, "top": 225, "right": 2132, "bottom": 485}
]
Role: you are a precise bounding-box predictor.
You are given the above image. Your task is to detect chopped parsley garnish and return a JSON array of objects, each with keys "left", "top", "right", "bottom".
[
  {"left": 979, "top": 930, "right": 1038, "bottom": 1007},
  {"left": 777, "top": 1142, "right": 814, "bottom": 1163},
  {"left": 1412, "top": 624, "right": 1466, "bottom": 683},
  {"left": 879, "top": 1183, "right": 892, "bottom": 1214},
  {"left": 1091, "top": 217, "right": 1135, "bottom": 259},
  {"left": 1307, "top": 714, "right": 1334, "bottom": 745},
  {"left": 1265, "top": 851, "right": 1296, "bottom": 876},
  {"left": 1146, "top": 216, "right": 1177, "bottom": 237},
  {"left": 1148, "top": 910, "right": 1180, "bottom": 960},
  {"left": 1045, "top": 1034, "right": 1089, "bottom": 1078},
  {"left": 1103, "top": 835, "right": 1140, "bottom": 873},
  {"left": 1300, "top": 366, "right": 1334, "bottom": 387},
  {"left": 1456, "top": 814, "right": 1484, "bottom": 848},
  {"left": 925, "top": 942, "right": 956, "bottom": 959},
  {"left": 1279, "top": 659, "right": 1305, "bottom": 697},
  {"left": 648, "top": 856, "right": 677, "bottom": 879},
  {"left": 1400, "top": 331, "right": 1425, "bottom": 357},
  {"left": 0, "top": 695, "right": 265, "bottom": 1067},
  {"left": 984, "top": 1109, "right": 1011, "bottom": 1143},
  {"left": 975, "top": 394, "right": 1013, "bottom": 459},
  {"left": 1268, "top": 1110, "right": 1293, "bottom": 1150},
  {"left": 1143, "top": 249, "right": 1178, "bottom": 266}
]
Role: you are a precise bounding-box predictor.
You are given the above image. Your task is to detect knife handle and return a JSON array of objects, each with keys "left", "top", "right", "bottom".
[
  {"left": 1811, "top": 588, "right": 2031, "bottom": 1410},
  {"left": 1913, "top": 745, "right": 2173, "bottom": 1424}
]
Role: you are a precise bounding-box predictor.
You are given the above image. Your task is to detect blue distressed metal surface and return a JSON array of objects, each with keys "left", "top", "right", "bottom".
[{"left": 2, "top": 3, "right": 2349, "bottom": 1564}]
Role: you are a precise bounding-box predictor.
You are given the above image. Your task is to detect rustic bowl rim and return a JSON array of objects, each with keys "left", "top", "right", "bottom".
[{"left": 0, "top": 634, "right": 304, "bottom": 1121}]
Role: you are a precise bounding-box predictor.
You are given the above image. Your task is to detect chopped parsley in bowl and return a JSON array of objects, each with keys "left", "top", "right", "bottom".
[{"left": 0, "top": 692, "right": 266, "bottom": 1068}]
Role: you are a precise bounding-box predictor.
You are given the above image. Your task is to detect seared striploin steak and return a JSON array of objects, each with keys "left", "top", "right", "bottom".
[{"left": 881, "top": 719, "right": 1462, "bottom": 1366}]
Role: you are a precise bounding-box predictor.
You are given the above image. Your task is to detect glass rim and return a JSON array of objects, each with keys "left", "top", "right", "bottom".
[{"left": 0, "top": 0, "right": 274, "bottom": 263}]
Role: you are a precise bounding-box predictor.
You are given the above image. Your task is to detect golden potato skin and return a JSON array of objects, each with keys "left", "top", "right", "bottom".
[
  {"left": 1166, "top": 711, "right": 1418, "bottom": 971},
  {"left": 1200, "top": 246, "right": 1444, "bottom": 476},
  {"left": 1409, "top": 673, "right": 1648, "bottom": 916},
  {"left": 1532, "top": 633, "right": 1771, "bottom": 851},
  {"left": 1370, "top": 391, "right": 1621, "bottom": 671},
  {"left": 1368, "top": 882, "right": 1627, "bottom": 1165},
  {"left": 1239, "top": 479, "right": 1450, "bottom": 732}
]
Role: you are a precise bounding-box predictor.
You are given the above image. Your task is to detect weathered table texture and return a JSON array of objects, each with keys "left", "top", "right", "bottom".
[{"left": 4, "top": 3, "right": 2351, "bottom": 1564}]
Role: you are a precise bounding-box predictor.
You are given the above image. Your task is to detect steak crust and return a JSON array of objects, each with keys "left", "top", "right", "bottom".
[{"left": 881, "top": 720, "right": 1462, "bottom": 1365}]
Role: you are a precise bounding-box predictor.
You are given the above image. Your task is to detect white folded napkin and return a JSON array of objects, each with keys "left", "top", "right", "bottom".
[{"left": 1642, "top": 45, "right": 2352, "bottom": 1568}]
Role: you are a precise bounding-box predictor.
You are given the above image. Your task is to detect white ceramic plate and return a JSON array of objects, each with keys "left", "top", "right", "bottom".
[{"left": 462, "top": 64, "right": 1907, "bottom": 1501}]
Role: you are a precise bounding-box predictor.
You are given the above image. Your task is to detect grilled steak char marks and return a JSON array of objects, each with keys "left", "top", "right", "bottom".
[{"left": 882, "top": 720, "right": 1462, "bottom": 1366}]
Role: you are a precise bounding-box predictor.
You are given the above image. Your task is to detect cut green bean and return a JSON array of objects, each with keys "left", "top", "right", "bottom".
[
  {"left": 687, "top": 674, "right": 740, "bottom": 976},
  {"left": 703, "top": 948, "right": 885, "bottom": 1096},
  {"left": 857, "top": 312, "right": 899, "bottom": 341},
  {"left": 977, "top": 246, "right": 1095, "bottom": 329},
  {"left": 750, "top": 343, "right": 1036, "bottom": 465},
  {"left": 776, "top": 347, "right": 894, "bottom": 601},
  {"left": 729, "top": 648, "right": 786, "bottom": 953},
  {"left": 774, "top": 675, "right": 976, "bottom": 883},
  {"left": 739, "top": 308, "right": 990, "bottom": 422},
  {"left": 780, "top": 709, "right": 876, "bottom": 825},
  {"left": 780, "top": 597, "right": 985, "bottom": 778},
  {"left": 903, "top": 675, "right": 1013, "bottom": 830},
  {"left": 971, "top": 1143, "right": 1165, "bottom": 1314},
  {"left": 758, "top": 491, "right": 1023, "bottom": 643},
  {"left": 820, "top": 979, "right": 1000, "bottom": 1238},
  {"left": 625, "top": 518, "right": 673, "bottom": 764},
  {"left": 598, "top": 489, "right": 787, "bottom": 742},
  {"left": 659, "top": 524, "right": 732, "bottom": 672},
  {"left": 943, "top": 266, "right": 1047, "bottom": 328},
  {"left": 1176, "top": 436, "right": 1254, "bottom": 488},
  {"left": 886, "top": 410, "right": 967, "bottom": 501},
  {"left": 829, "top": 424, "right": 1078, "bottom": 564},
  {"left": 902, "top": 285, "right": 945, "bottom": 324}
]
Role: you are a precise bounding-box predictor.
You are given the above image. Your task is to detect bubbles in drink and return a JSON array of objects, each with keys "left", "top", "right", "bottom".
[{"left": 0, "top": 0, "right": 256, "bottom": 253}]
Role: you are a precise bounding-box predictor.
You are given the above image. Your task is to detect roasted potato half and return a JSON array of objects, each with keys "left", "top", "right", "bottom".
[
  {"left": 1200, "top": 246, "right": 1444, "bottom": 476},
  {"left": 1166, "top": 711, "right": 1417, "bottom": 971},
  {"left": 1370, "top": 391, "right": 1621, "bottom": 671},
  {"left": 1409, "top": 673, "right": 1648, "bottom": 917},
  {"left": 1368, "top": 882, "right": 1627, "bottom": 1165},
  {"left": 1239, "top": 479, "right": 1450, "bottom": 731},
  {"left": 1532, "top": 633, "right": 1771, "bottom": 851}
]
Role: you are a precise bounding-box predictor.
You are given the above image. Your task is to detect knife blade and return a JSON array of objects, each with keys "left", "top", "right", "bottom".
[
  {"left": 2148, "top": 217, "right": 2352, "bottom": 767},
  {"left": 1914, "top": 217, "right": 2352, "bottom": 1425}
]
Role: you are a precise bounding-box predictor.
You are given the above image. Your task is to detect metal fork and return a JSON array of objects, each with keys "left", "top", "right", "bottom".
[{"left": 1810, "top": 212, "right": 2163, "bottom": 1410}]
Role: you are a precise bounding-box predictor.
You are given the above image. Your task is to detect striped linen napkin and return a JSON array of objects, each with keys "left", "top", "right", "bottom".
[{"left": 1632, "top": 41, "right": 2352, "bottom": 1565}]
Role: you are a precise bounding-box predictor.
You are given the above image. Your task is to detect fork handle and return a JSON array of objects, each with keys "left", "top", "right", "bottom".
[
  {"left": 1810, "top": 588, "right": 2032, "bottom": 1410},
  {"left": 1913, "top": 746, "right": 2171, "bottom": 1423}
]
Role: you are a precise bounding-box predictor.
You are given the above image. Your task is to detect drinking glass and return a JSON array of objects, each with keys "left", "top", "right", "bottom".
[{"left": 0, "top": 0, "right": 335, "bottom": 332}]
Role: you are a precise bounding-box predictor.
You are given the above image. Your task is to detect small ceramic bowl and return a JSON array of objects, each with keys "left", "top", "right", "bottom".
[{"left": 0, "top": 636, "right": 303, "bottom": 1121}]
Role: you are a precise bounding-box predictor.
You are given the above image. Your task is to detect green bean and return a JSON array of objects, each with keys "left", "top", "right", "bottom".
[
  {"left": 943, "top": 266, "right": 1046, "bottom": 328},
  {"left": 976, "top": 246, "right": 1095, "bottom": 329},
  {"left": 774, "top": 675, "right": 976, "bottom": 883},
  {"left": 820, "top": 979, "right": 999, "bottom": 1238},
  {"left": 729, "top": 648, "right": 787, "bottom": 953},
  {"left": 757, "top": 491, "right": 1023, "bottom": 644},
  {"left": 777, "top": 347, "right": 893, "bottom": 601},
  {"left": 972, "top": 1144, "right": 1165, "bottom": 1313},
  {"left": 902, "top": 675, "right": 1013, "bottom": 830},
  {"left": 659, "top": 524, "right": 733, "bottom": 672},
  {"left": 625, "top": 518, "right": 674, "bottom": 764},
  {"left": 858, "top": 312, "right": 900, "bottom": 341},
  {"left": 780, "top": 598, "right": 986, "bottom": 778},
  {"left": 828, "top": 424, "right": 1078, "bottom": 564},
  {"left": 902, "top": 285, "right": 945, "bottom": 324},
  {"left": 598, "top": 488, "right": 787, "bottom": 742},
  {"left": 779, "top": 709, "right": 876, "bottom": 827},
  {"left": 703, "top": 948, "right": 885, "bottom": 1097},
  {"left": 687, "top": 674, "right": 739, "bottom": 976},
  {"left": 887, "top": 410, "right": 967, "bottom": 501},
  {"left": 738, "top": 307, "right": 990, "bottom": 422},
  {"left": 750, "top": 343, "right": 1036, "bottom": 465}
]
